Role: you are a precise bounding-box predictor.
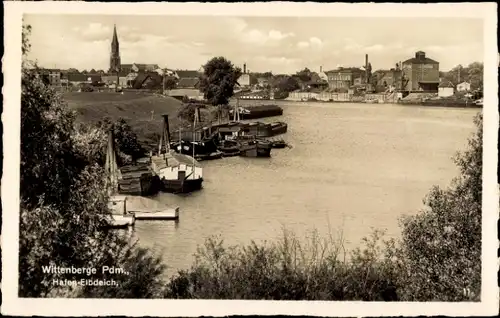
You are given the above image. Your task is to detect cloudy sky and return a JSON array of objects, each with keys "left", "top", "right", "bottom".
[{"left": 24, "top": 14, "right": 483, "bottom": 74}]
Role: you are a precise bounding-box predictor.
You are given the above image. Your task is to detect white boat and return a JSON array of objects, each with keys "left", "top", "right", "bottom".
[
  {"left": 151, "top": 114, "right": 204, "bottom": 194},
  {"left": 474, "top": 98, "right": 483, "bottom": 106},
  {"left": 106, "top": 195, "right": 135, "bottom": 228},
  {"left": 109, "top": 214, "right": 135, "bottom": 228}
]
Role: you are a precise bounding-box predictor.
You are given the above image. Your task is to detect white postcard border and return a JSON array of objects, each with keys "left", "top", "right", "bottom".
[{"left": 2, "top": 2, "right": 498, "bottom": 317}]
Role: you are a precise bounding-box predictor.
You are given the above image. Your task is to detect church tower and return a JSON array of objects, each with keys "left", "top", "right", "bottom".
[{"left": 109, "top": 24, "right": 121, "bottom": 73}]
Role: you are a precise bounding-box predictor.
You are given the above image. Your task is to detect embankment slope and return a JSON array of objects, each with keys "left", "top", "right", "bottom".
[{"left": 64, "top": 91, "right": 184, "bottom": 146}]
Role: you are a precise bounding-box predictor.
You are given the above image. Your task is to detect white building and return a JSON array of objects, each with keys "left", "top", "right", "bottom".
[
  {"left": 456, "top": 81, "right": 471, "bottom": 92},
  {"left": 238, "top": 74, "right": 251, "bottom": 87},
  {"left": 438, "top": 80, "right": 454, "bottom": 97}
]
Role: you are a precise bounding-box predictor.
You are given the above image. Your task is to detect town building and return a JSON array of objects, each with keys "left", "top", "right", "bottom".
[
  {"left": 306, "top": 73, "right": 329, "bottom": 90},
  {"left": 170, "top": 70, "right": 201, "bottom": 89},
  {"left": 108, "top": 24, "right": 161, "bottom": 82},
  {"left": 372, "top": 68, "right": 403, "bottom": 92},
  {"left": 109, "top": 24, "right": 121, "bottom": 73},
  {"left": 456, "top": 81, "right": 471, "bottom": 92},
  {"left": 317, "top": 66, "right": 328, "bottom": 82},
  {"left": 325, "top": 67, "right": 365, "bottom": 91},
  {"left": 402, "top": 51, "right": 439, "bottom": 92},
  {"left": 121, "top": 63, "right": 161, "bottom": 74},
  {"left": 438, "top": 80, "right": 455, "bottom": 97}
]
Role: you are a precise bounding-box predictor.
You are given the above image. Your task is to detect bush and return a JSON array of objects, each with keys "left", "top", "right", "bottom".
[
  {"left": 165, "top": 229, "right": 397, "bottom": 300},
  {"left": 385, "top": 113, "right": 483, "bottom": 301}
]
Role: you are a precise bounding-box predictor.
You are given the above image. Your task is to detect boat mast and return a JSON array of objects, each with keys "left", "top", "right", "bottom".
[
  {"left": 160, "top": 114, "right": 171, "bottom": 157},
  {"left": 192, "top": 107, "right": 197, "bottom": 176},
  {"left": 104, "top": 127, "right": 119, "bottom": 194}
]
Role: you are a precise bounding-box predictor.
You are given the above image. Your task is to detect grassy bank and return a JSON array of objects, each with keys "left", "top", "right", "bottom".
[{"left": 64, "top": 91, "right": 184, "bottom": 148}]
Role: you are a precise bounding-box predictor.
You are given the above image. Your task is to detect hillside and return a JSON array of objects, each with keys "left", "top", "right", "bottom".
[{"left": 63, "top": 91, "right": 184, "bottom": 147}]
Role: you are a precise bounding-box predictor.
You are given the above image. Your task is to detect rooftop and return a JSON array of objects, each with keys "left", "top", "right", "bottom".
[{"left": 403, "top": 51, "right": 438, "bottom": 65}]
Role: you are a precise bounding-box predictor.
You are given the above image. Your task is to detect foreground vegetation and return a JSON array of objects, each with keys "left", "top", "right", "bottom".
[{"left": 19, "top": 24, "right": 482, "bottom": 301}]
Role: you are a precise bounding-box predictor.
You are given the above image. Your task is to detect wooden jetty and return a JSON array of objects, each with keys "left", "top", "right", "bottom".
[{"left": 131, "top": 206, "right": 180, "bottom": 220}]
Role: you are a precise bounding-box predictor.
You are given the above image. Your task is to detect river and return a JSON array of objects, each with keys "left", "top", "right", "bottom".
[{"left": 132, "top": 101, "right": 479, "bottom": 277}]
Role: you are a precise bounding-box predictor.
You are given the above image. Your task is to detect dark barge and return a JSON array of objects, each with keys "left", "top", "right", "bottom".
[{"left": 229, "top": 104, "right": 283, "bottom": 120}]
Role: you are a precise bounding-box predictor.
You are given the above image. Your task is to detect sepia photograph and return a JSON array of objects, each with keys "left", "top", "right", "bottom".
[{"left": 2, "top": 1, "right": 498, "bottom": 317}]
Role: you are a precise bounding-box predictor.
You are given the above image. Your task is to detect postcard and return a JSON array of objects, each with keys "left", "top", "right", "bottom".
[{"left": 2, "top": 1, "right": 498, "bottom": 317}]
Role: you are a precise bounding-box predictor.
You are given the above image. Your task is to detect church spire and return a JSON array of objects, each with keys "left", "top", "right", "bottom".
[{"left": 109, "top": 24, "right": 121, "bottom": 73}]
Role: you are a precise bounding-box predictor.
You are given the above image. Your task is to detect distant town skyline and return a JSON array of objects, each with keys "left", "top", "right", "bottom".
[{"left": 24, "top": 15, "right": 484, "bottom": 74}]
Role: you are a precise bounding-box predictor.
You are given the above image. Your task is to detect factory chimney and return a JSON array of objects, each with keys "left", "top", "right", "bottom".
[
  {"left": 365, "top": 54, "right": 368, "bottom": 69},
  {"left": 320, "top": 66, "right": 323, "bottom": 73},
  {"left": 243, "top": 63, "right": 247, "bottom": 74}
]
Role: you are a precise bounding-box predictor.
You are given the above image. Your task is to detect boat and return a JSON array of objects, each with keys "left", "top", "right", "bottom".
[
  {"left": 151, "top": 115, "right": 204, "bottom": 194},
  {"left": 105, "top": 195, "right": 136, "bottom": 228},
  {"left": 236, "top": 137, "right": 272, "bottom": 158},
  {"left": 217, "top": 139, "right": 241, "bottom": 157},
  {"left": 118, "top": 164, "right": 158, "bottom": 196},
  {"left": 474, "top": 98, "right": 483, "bottom": 106},
  {"left": 256, "top": 139, "right": 272, "bottom": 157},
  {"left": 270, "top": 139, "right": 287, "bottom": 149},
  {"left": 269, "top": 121, "right": 288, "bottom": 136},
  {"left": 229, "top": 104, "right": 283, "bottom": 120},
  {"left": 107, "top": 214, "right": 135, "bottom": 228}
]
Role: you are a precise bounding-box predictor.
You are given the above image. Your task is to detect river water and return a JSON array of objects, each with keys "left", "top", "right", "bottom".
[{"left": 132, "top": 101, "right": 478, "bottom": 277}]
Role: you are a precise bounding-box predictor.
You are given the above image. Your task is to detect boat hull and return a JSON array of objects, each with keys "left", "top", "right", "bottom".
[
  {"left": 239, "top": 142, "right": 271, "bottom": 158},
  {"left": 195, "top": 151, "right": 223, "bottom": 161},
  {"left": 270, "top": 140, "right": 287, "bottom": 149},
  {"left": 270, "top": 123, "right": 288, "bottom": 136},
  {"left": 162, "top": 177, "right": 203, "bottom": 194}
]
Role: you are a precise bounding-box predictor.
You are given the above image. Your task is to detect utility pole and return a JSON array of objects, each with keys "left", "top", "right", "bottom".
[{"left": 163, "top": 68, "right": 166, "bottom": 94}]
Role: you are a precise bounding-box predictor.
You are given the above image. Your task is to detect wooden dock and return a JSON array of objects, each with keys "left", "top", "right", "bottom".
[
  {"left": 107, "top": 195, "right": 180, "bottom": 226},
  {"left": 129, "top": 207, "right": 180, "bottom": 220}
]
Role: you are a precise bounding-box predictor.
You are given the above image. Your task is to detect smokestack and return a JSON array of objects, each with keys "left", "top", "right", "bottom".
[
  {"left": 243, "top": 63, "right": 247, "bottom": 74},
  {"left": 320, "top": 66, "right": 323, "bottom": 73},
  {"left": 365, "top": 54, "right": 368, "bottom": 68}
]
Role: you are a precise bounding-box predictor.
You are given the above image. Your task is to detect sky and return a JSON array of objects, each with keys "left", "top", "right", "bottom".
[{"left": 24, "top": 14, "right": 484, "bottom": 74}]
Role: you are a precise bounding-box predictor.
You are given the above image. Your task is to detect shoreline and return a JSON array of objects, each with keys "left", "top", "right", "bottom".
[{"left": 233, "top": 98, "right": 482, "bottom": 109}]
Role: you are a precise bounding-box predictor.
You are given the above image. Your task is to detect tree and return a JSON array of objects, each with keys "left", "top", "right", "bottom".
[
  {"left": 19, "top": 24, "right": 167, "bottom": 298},
  {"left": 199, "top": 56, "right": 242, "bottom": 106},
  {"left": 441, "top": 62, "right": 483, "bottom": 90},
  {"left": 96, "top": 117, "right": 146, "bottom": 163},
  {"left": 296, "top": 68, "right": 312, "bottom": 83},
  {"left": 164, "top": 77, "right": 177, "bottom": 90},
  {"left": 90, "top": 68, "right": 96, "bottom": 73},
  {"left": 277, "top": 76, "right": 300, "bottom": 93},
  {"left": 386, "top": 113, "right": 483, "bottom": 301},
  {"left": 177, "top": 102, "right": 205, "bottom": 124}
]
